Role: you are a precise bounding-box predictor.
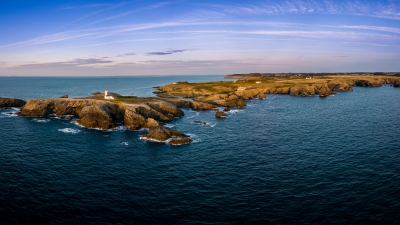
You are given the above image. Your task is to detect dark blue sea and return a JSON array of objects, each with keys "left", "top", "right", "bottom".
[{"left": 1, "top": 76, "right": 399, "bottom": 224}]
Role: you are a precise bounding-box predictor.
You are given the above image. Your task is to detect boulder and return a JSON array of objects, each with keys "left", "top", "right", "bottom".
[
  {"left": 394, "top": 80, "right": 400, "bottom": 87},
  {"left": 60, "top": 95, "right": 68, "bottom": 98},
  {"left": 190, "top": 101, "right": 216, "bottom": 110},
  {"left": 256, "top": 92, "right": 266, "bottom": 99},
  {"left": 141, "top": 126, "right": 191, "bottom": 143},
  {"left": 147, "top": 102, "right": 184, "bottom": 118},
  {"left": 169, "top": 137, "right": 193, "bottom": 145},
  {"left": 124, "top": 109, "right": 146, "bottom": 130},
  {"left": 135, "top": 105, "right": 173, "bottom": 122},
  {"left": 216, "top": 111, "right": 228, "bottom": 118},
  {"left": 223, "top": 107, "right": 230, "bottom": 112},
  {"left": 78, "top": 104, "right": 115, "bottom": 130},
  {"left": 0, "top": 98, "right": 26, "bottom": 108},
  {"left": 145, "top": 118, "right": 159, "bottom": 128}
]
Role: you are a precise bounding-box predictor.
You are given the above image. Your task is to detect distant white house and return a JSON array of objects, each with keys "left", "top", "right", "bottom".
[
  {"left": 104, "top": 90, "right": 114, "bottom": 100},
  {"left": 306, "top": 76, "right": 313, "bottom": 79}
]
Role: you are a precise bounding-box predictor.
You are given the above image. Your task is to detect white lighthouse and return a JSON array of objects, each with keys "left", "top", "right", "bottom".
[{"left": 104, "top": 90, "right": 114, "bottom": 100}]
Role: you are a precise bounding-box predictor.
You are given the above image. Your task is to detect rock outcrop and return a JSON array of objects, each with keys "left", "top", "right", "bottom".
[
  {"left": 60, "top": 95, "right": 68, "bottom": 98},
  {"left": 169, "top": 137, "right": 193, "bottom": 145},
  {"left": 327, "top": 80, "right": 353, "bottom": 91},
  {"left": 78, "top": 104, "right": 115, "bottom": 130},
  {"left": 18, "top": 98, "right": 183, "bottom": 131},
  {"left": 18, "top": 99, "right": 107, "bottom": 117},
  {"left": 0, "top": 98, "right": 26, "bottom": 108},
  {"left": 124, "top": 108, "right": 147, "bottom": 130},
  {"left": 394, "top": 80, "right": 400, "bottom": 87},
  {"left": 353, "top": 79, "right": 383, "bottom": 87},
  {"left": 141, "top": 126, "right": 192, "bottom": 145},
  {"left": 216, "top": 111, "right": 227, "bottom": 118}
]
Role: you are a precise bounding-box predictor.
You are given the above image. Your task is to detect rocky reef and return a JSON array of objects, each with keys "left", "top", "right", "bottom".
[
  {"left": 17, "top": 97, "right": 192, "bottom": 145},
  {"left": 7, "top": 74, "right": 400, "bottom": 145}
]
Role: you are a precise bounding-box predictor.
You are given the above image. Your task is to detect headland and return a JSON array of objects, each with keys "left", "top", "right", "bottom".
[{"left": 1, "top": 73, "right": 399, "bottom": 145}]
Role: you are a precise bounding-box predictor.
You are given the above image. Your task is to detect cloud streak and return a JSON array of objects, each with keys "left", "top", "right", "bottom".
[
  {"left": 146, "top": 49, "right": 195, "bottom": 56},
  {"left": 203, "top": 0, "right": 400, "bottom": 20},
  {"left": 17, "top": 57, "right": 113, "bottom": 68},
  {"left": 60, "top": 4, "right": 118, "bottom": 10},
  {"left": 117, "top": 52, "right": 136, "bottom": 57}
]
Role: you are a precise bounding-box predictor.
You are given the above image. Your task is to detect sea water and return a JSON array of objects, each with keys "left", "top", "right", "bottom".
[{"left": 0, "top": 76, "right": 399, "bottom": 224}]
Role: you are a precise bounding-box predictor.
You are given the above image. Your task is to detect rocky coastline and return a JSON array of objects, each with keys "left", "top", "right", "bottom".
[{"left": 1, "top": 74, "right": 399, "bottom": 145}]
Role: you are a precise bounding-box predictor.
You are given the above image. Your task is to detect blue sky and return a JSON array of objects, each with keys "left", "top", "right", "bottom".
[{"left": 1, "top": 0, "right": 400, "bottom": 76}]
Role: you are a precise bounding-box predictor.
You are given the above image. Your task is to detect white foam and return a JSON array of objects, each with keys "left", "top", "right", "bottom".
[
  {"left": 33, "top": 118, "right": 50, "bottom": 123},
  {"left": 228, "top": 109, "right": 242, "bottom": 114},
  {"left": 186, "top": 111, "right": 200, "bottom": 119},
  {"left": 0, "top": 112, "right": 17, "bottom": 117},
  {"left": 139, "top": 136, "right": 165, "bottom": 143},
  {"left": 186, "top": 133, "right": 201, "bottom": 143},
  {"left": 114, "top": 126, "right": 128, "bottom": 131},
  {"left": 121, "top": 142, "right": 129, "bottom": 146},
  {"left": 165, "top": 124, "right": 175, "bottom": 128},
  {"left": 58, "top": 128, "right": 81, "bottom": 134}
]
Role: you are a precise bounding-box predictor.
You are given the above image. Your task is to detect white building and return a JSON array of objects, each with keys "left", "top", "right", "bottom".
[{"left": 104, "top": 90, "right": 114, "bottom": 100}]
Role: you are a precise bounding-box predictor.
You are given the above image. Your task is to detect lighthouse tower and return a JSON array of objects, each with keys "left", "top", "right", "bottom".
[{"left": 104, "top": 90, "right": 114, "bottom": 100}]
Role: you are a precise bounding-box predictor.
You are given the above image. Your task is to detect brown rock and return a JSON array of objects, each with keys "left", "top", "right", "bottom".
[
  {"left": 78, "top": 104, "right": 115, "bottom": 130},
  {"left": 190, "top": 101, "right": 216, "bottom": 110},
  {"left": 216, "top": 111, "right": 228, "bottom": 118},
  {"left": 289, "top": 85, "right": 315, "bottom": 96},
  {"left": 0, "top": 98, "right": 26, "bottom": 108},
  {"left": 394, "top": 80, "right": 400, "bottom": 87},
  {"left": 147, "top": 102, "right": 184, "bottom": 118},
  {"left": 145, "top": 118, "right": 159, "bottom": 128},
  {"left": 168, "top": 137, "right": 193, "bottom": 145},
  {"left": 354, "top": 79, "right": 383, "bottom": 87},
  {"left": 141, "top": 126, "right": 190, "bottom": 142},
  {"left": 223, "top": 107, "right": 230, "bottom": 112},
  {"left": 135, "top": 105, "right": 172, "bottom": 122},
  {"left": 60, "top": 95, "right": 68, "bottom": 98},
  {"left": 124, "top": 109, "right": 146, "bottom": 130}
]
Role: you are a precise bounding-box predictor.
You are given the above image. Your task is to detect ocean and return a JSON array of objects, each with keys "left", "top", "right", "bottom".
[{"left": 1, "top": 76, "right": 399, "bottom": 224}]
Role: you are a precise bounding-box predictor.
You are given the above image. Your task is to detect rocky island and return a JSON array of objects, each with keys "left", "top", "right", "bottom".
[{"left": 1, "top": 73, "right": 399, "bottom": 145}]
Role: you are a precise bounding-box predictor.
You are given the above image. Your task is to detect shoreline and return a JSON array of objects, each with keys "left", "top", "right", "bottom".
[{"left": 1, "top": 74, "right": 399, "bottom": 145}]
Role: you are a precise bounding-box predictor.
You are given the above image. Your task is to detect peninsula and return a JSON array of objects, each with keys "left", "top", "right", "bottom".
[{"left": 1, "top": 73, "right": 399, "bottom": 145}]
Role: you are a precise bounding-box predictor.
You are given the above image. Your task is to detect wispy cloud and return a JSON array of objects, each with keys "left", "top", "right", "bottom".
[
  {"left": 77, "top": 2, "right": 171, "bottom": 29},
  {"left": 203, "top": 0, "right": 400, "bottom": 20},
  {"left": 116, "top": 52, "right": 136, "bottom": 57},
  {"left": 146, "top": 49, "right": 196, "bottom": 56},
  {"left": 60, "top": 3, "right": 118, "bottom": 10},
  {"left": 17, "top": 57, "right": 113, "bottom": 68}
]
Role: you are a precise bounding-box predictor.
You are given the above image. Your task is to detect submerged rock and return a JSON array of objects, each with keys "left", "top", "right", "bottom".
[{"left": 60, "top": 94, "right": 68, "bottom": 98}]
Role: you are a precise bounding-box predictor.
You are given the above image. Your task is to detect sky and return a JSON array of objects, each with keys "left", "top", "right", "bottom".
[{"left": 1, "top": 0, "right": 400, "bottom": 76}]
